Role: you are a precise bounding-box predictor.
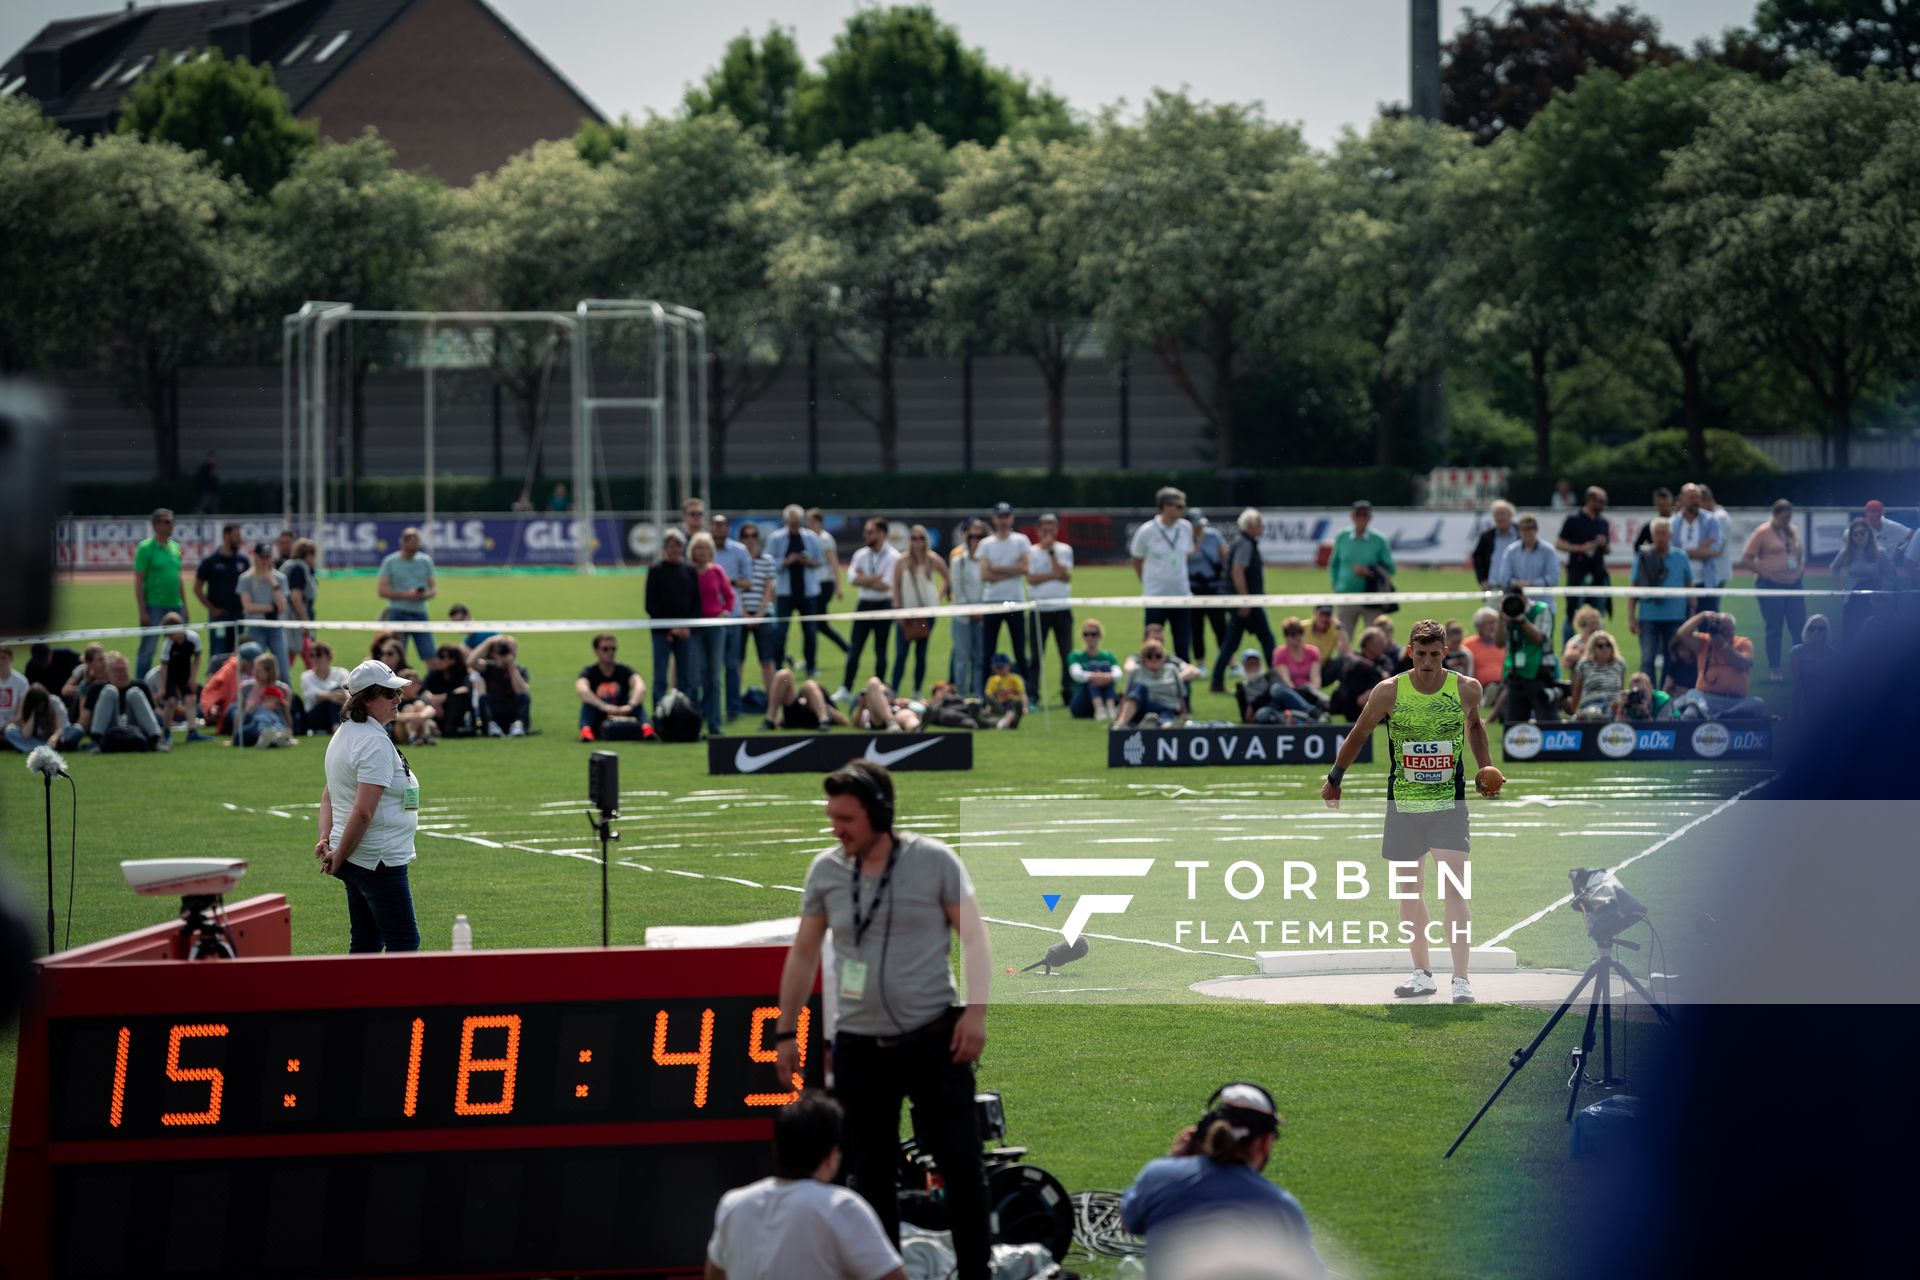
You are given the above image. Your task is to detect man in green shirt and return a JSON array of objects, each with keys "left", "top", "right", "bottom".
[
  {"left": 1328, "top": 501, "right": 1396, "bottom": 638},
  {"left": 132, "top": 508, "right": 186, "bottom": 676},
  {"left": 1499, "top": 588, "right": 1560, "bottom": 724}
]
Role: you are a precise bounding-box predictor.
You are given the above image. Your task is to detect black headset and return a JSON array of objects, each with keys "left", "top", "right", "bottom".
[{"left": 834, "top": 760, "right": 895, "bottom": 833}]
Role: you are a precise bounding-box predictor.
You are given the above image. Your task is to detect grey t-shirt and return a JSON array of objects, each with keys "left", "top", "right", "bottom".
[
  {"left": 800, "top": 833, "right": 973, "bottom": 1036},
  {"left": 379, "top": 551, "right": 435, "bottom": 613},
  {"left": 239, "top": 568, "right": 289, "bottom": 619}
]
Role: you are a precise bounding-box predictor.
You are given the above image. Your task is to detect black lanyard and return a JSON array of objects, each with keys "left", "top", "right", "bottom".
[{"left": 849, "top": 838, "right": 902, "bottom": 947}]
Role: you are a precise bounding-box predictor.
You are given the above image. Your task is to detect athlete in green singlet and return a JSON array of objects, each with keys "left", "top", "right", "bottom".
[{"left": 1322, "top": 619, "right": 1502, "bottom": 1003}]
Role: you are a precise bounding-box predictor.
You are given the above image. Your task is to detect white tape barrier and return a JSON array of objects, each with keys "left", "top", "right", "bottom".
[{"left": 3, "top": 584, "right": 1911, "bottom": 648}]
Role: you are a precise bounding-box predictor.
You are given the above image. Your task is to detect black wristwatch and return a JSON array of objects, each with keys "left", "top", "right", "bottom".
[{"left": 773, "top": 1028, "right": 797, "bottom": 1043}]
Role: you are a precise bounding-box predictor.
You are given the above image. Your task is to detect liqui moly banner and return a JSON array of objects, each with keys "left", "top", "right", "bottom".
[{"left": 57, "top": 516, "right": 629, "bottom": 569}]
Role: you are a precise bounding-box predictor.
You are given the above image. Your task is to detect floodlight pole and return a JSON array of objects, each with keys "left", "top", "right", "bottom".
[
  {"left": 424, "top": 318, "right": 436, "bottom": 537},
  {"left": 1411, "top": 0, "right": 1448, "bottom": 452}
]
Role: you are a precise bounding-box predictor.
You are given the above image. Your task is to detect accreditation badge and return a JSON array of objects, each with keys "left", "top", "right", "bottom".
[{"left": 838, "top": 958, "right": 870, "bottom": 1001}]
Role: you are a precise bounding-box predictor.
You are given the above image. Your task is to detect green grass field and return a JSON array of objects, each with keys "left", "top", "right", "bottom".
[{"left": 0, "top": 566, "right": 1788, "bottom": 1277}]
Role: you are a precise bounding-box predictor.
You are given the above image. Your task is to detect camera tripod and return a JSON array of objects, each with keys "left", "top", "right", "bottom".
[
  {"left": 180, "top": 895, "right": 237, "bottom": 960},
  {"left": 1445, "top": 936, "right": 1671, "bottom": 1158}
]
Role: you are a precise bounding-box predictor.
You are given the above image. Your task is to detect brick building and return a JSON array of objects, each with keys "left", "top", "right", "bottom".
[{"left": 0, "top": 0, "right": 602, "bottom": 184}]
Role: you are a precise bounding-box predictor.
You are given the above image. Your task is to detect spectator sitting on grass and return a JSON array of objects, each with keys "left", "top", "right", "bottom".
[
  {"left": 5, "top": 683, "right": 81, "bottom": 754},
  {"left": 1372, "top": 614, "right": 1413, "bottom": 675},
  {"left": 26, "top": 642, "right": 82, "bottom": 697},
  {"left": 1268, "top": 619, "right": 1330, "bottom": 715},
  {"left": 1461, "top": 608, "right": 1506, "bottom": 712},
  {"left": 471, "top": 635, "right": 530, "bottom": 737},
  {"left": 1788, "top": 614, "right": 1839, "bottom": 722},
  {"left": 1568, "top": 631, "right": 1628, "bottom": 720},
  {"left": 393, "top": 666, "right": 438, "bottom": 746},
  {"left": 370, "top": 632, "right": 407, "bottom": 669},
  {"left": 422, "top": 644, "right": 479, "bottom": 736},
  {"left": 1330, "top": 628, "right": 1393, "bottom": 722},
  {"left": 920, "top": 681, "right": 1016, "bottom": 730},
  {"left": 1113, "top": 641, "right": 1189, "bottom": 730},
  {"left": 1443, "top": 620, "right": 1472, "bottom": 677},
  {"left": 300, "top": 642, "right": 348, "bottom": 736},
  {"left": 763, "top": 667, "right": 849, "bottom": 731},
  {"left": 852, "top": 677, "right": 924, "bottom": 732},
  {"left": 447, "top": 602, "right": 495, "bottom": 650},
  {"left": 235, "top": 653, "right": 295, "bottom": 749},
  {"left": 1561, "top": 605, "right": 1604, "bottom": 671},
  {"left": 0, "top": 645, "right": 25, "bottom": 738},
  {"left": 61, "top": 643, "right": 106, "bottom": 724},
  {"left": 1067, "top": 618, "right": 1121, "bottom": 721},
  {"left": 1236, "top": 649, "right": 1320, "bottom": 724},
  {"left": 90, "top": 651, "right": 168, "bottom": 752},
  {"left": 1611, "top": 671, "right": 1670, "bottom": 722},
  {"left": 576, "top": 633, "right": 646, "bottom": 742},
  {"left": 1305, "top": 604, "right": 1349, "bottom": 683},
  {"left": 1668, "top": 611, "right": 1768, "bottom": 720},
  {"left": 983, "top": 654, "right": 1028, "bottom": 727},
  {"left": 154, "top": 612, "right": 206, "bottom": 743},
  {"left": 198, "top": 640, "right": 259, "bottom": 737},
  {"left": 1125, "top": 624, "right": 1205, "bottom": 686}
]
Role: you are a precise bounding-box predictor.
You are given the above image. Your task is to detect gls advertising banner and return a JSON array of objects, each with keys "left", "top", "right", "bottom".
[
  {"left": 709, "top": 733, "right": 975, "bottom": 775},
  {"left": 1501, "top": 718, "right": 1773, "bottom": 762},
  {"left": 1107, "top": 724, "right": 1372, "bottom": 768},
  {"left": 57, "top": 516, "right": 628, "bottom": 568}
]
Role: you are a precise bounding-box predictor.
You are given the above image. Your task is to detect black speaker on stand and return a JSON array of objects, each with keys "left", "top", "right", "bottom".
[{"left": 586, "top": 750, "right": 620, "bottom": 946}]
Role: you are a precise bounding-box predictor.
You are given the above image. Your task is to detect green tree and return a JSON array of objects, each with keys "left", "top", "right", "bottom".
[
  {"left": 115, "top": 48, "right": 314, "bottom": 196},
  {"left": 1440, "top": 2, "right": 1679, "bottom": 144},
  {"left": 1309, "top": 117, "right": 1483, "bottom": 465},
  {"left": 1068, "top": 93, "right": 1314, "bottom": 469},
  {"left": 682, "top": 25, "right": 815, "bottom": 155},
  {"left": 935, "top": 135, "right": 1093, "bottom": 472},
  {"left": 443, "top": 141, "right": 617, "bottom": 483},
  {"left": 797, "top": 6, "right": 1069, "bottom": 154},
  {"left": 601, "top": 113, "right": 789, "bottom": 474},
  {"left": 264, "top": 131, "right": 446, "bottom": 480},
  {"left": 1654, "top": 66, "right": 1920, "bottom": 468},
  {"left": 0, "top": 98, "right": 73, "bottom": 373},
  {"left": 73, "top": 135, "right": 250, "bottom": 476},
  {"left": 762, "top": 128, "right": 951, "bottom": 471},
  {"left": 1754, "top": 0, "right": 1920, "bottom": 78}
]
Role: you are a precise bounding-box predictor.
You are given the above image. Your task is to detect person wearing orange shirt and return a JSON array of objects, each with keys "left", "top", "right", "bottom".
[{"left": 1669, "top": 612, "right": 1768, "bottom": 720}]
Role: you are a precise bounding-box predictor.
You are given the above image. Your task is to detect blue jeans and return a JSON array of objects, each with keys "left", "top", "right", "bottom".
[
  {"left": 5, "top": 725, "right": 46, "bottom": 753},
  {"left": 1070, "top": 674, "right": 1120, "bottom": 718},
  {"left": 950, "top": 616, "right": 984, "bottom": 697},
  {"left": 336, "top": 860, "right": 420, "bottom": 953},
  {"left": 690, "top": 625, "right": 728, "bottom": 733},
  {"left": 1124, "top": 681, "right": 1182, "bottom": 720},
  {"left": 249, "top": 616, "right": 290, "bottom": 677},
  {"left": 1638, "top": 618, "right": 1681, "bottom": 684},
  {"left": 724, "top": 620, "right": 746, "bottom": 716},
  {"left": 1671, "top": 688, "right": 1769, "bottom": 720},
  {"left": 235, "top": 707, "right": 287, "bottom": 746},
  {"left": 383, "top": 611, "right": 435, "bottom": 662},
  {"left": 206, "top": 611, "right": 240, "bottom": 664},
  {"left": 774, "top": 596, "right": 816, "bottom": 673},
  {"left": 477, "top": 690, "right": 530, "bottom": 731},
  {"left": 136, "top": 602, "right": 178, "bottom": 673},
  {"left": 652, "top": 630, "right": 690, "bottom": 712}
]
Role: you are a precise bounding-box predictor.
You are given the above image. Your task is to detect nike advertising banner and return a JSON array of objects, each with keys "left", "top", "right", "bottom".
[
  {"left": 1106, "top": 725, "right": 1371, "bottom": 768},
  {"left": 1501, "top": 719, "right": 1774, "bottom": 762},
  {"left": 709, "top": 733, "right": 975, "bottom": 775}
]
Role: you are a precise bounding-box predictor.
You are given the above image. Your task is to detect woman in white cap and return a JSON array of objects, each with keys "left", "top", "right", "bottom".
[
  {"left": 1121, "top": 1082, "right": 1323, "bottom": 1278},
  {"left": 312, "top": 659, "right": 421, "bottom": 952}
]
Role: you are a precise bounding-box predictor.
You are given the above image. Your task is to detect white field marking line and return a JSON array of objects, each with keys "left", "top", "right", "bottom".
[
  {"left": 613, "top": 859, "right": 784, "bottom": 893},
  {"left": 1012, "top": 987, "right": 1153, "bottom": 996},
  {"left": 981, "top": 914, "right": 1258, "bottom": 964},
  {"left": 1482, "top": 774, "right": 1775, "bottom": 949}
]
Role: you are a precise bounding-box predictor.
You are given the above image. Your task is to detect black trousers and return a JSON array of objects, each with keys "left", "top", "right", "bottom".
[
  {"left": 1032, "top": 608, "right": 1074, "bottom": 705},
  {"left": 1142, "top": 605, "right": 1194, "bottom": 662},
  {"left": 1214, "top": 608, "right": 1278, "bottom": 689},
  {"left": 1189, "top": 592, "right": 1230, "bottom": 662},
  {"left": 1563, "top": 569, "right": 1613, "bottom": 638},
  {"left": 844, "top": 599, "right": 894, "bottom": 692},
  {"left": 835, "top": 1011, "right": 989, "bottom": 1279},
  {"left": 1503, "top": 672, "right": 1562, "bottom": 724},
  {"left": 981, "top": 610, "right": 1030, "bottom": 689}
]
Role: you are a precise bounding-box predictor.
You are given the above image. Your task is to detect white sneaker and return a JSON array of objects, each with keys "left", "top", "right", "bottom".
[
  {"left": 1140, "top": 712, "right": 1161, "bottom": 728},
  {"left": 486, "top": 721, "right": 505, "bottom": 738},
  {"left": 1393, "top": 969, "right": 1437, "bottom": 998},
  {"left": 1451, "top": 976, "right": 1476, "bottom": 1005},
  {"left": 508, "top": 720, "right": 526, "bottom": 737},
  {"left": 829, "top": 686, "right": 852, "bottom": 704}
]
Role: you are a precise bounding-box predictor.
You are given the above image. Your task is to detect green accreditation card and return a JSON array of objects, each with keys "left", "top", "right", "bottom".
[
  {"left": 402, "top": 782, "right": 420, "bottom": 812},
  {"left": 838, "top": 958, "right": 869, "bottom": 1002}
]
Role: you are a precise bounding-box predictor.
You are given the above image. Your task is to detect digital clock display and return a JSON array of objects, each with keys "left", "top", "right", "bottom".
[{"left": 2, "top": 940, "right": 823, "bottom": 1280}]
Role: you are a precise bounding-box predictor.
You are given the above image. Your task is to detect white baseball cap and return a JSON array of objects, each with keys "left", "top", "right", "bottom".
[{"left": 347, "top": 659, "right": 410, "bottom": 696}]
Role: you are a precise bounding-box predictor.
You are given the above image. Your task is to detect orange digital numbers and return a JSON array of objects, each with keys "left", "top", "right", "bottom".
[
  {"left": 403, "top": 1018, "right": 425, "bottom": 1117},
  {"left": 453, "top": 1014, "right": 522, "bottom": 1117},
  {"left": 652, "top": 1007, "right": 715, "bottom": 1108},
  {"left": 108, "top": 1026, "right": 130, "bottom": 1128},
  {"left": 159, "top": 1023, "right": 229, "bottom": 1127},
  {"left": 744, "top": 1006, "right": 809, "bottom": 1107}
]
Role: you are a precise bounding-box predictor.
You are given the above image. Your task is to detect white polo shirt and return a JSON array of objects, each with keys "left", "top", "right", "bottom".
[
  {"left": 1029, "top": 540, "right": 1074, "bottom": 611},
  {"left": 977, "top": 531, "right": 1033, "bottom": 605},
  {"left": 324, "top": 718, "right": 418, "bottom": 868},
  {"left": 847, "top": 542, "right": 901, "bottom": 604},
  {"left": 1131, "top": 517, "right": 1194, "bottom": 598}
]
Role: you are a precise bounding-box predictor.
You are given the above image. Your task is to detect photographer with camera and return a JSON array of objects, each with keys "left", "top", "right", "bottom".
[
  {"left": 773, "top": 763, "right": 994, "bottom": 1280},
  {"left": 1121, "top": 1082, "right": 1323, "bottom": 1279},
  {"left": 1668, "top": 611, "right": 1769, "bottom": 720},
  {"left": 1498, "top": 586, "right": 1560, "bottom": 724}
]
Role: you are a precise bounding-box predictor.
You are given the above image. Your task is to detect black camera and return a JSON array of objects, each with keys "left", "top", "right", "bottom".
[
  {"left": 1568, "top": 868, "right": 1647, "bottom": 944},
  {"left": 1501, "top": 589, "right": 1528, "bottom": 619}
]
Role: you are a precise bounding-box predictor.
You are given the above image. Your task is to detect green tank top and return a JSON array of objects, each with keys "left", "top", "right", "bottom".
[{"left": 1387, "top": 670, "right": 1466, "bottom": 814}]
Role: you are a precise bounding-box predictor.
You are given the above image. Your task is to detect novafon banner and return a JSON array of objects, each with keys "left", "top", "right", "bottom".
[
  {"left": 1501, "top": 718, "right": 1773, "bottom": 762},
  {"left": 709, "top": 733, "right": 974, "bottom": 775},
  {"left": 1106, "top": 724, "right": 1371, "bottom": 768}
]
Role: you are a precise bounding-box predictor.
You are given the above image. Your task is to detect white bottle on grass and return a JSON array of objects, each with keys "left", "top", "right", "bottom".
[{"left": 452, "top": 914, "right": 473, "bottom": 951}]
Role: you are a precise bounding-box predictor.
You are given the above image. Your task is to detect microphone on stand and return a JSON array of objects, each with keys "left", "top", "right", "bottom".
[{"left": 25, "top": 745, "right": 69, "bottom": 953}]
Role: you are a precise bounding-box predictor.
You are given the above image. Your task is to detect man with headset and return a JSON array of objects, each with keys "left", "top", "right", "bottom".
[{"left": 774, "top": 762, "right": 995, "bottom": 1279}]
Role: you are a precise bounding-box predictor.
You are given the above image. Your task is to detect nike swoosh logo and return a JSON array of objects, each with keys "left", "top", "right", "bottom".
[
  {"left": 864, "top": 738, "right": 942, "bottom": 768},
  {"left": 734, "top": 740, "right": 814, "bottom": 773}
]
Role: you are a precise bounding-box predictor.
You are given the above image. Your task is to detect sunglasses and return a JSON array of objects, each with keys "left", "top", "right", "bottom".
[
  {"left": 1142, "top": 653, "right": 1165, "bottom": 662},
  {"left": 1082, "top": 631, "right": 1101, "bottom": 637},
  {"left": 911, "top": 536, "right": 927, "bottom": 542},
  {"left": 597, "top": 645, "right": 617, "bottom": 653}
]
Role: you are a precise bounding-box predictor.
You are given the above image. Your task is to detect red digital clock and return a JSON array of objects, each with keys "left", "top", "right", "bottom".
[{"left": 1, "top": 898, "right": 823, "bottom": 1279}]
